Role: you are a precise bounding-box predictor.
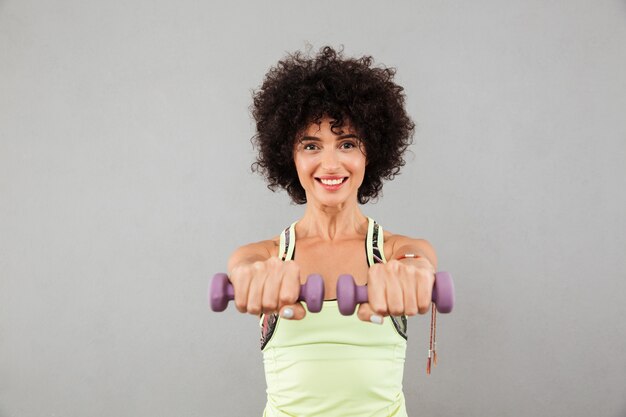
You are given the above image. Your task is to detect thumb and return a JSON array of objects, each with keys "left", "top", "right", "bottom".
[
  {"left": 357, "top": 302, "right": 385, "bottom": 325},
  {"left": 279, "top": 302, "right": 307, "bottom": 320}
]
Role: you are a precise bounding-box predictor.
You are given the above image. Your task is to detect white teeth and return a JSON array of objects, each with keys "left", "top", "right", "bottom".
[{"left": 320, "top": 178, "right": 344, "bottom": 185}]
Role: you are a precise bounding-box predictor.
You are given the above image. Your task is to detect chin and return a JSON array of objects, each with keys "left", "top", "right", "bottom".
[{"left": 313, "top": 194, "right": 355, "bottom": 207}]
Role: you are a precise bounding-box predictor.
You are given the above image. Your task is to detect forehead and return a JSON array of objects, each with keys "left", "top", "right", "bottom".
[{"left": 300, "top": 116, "right": 358, "bottom": 137}]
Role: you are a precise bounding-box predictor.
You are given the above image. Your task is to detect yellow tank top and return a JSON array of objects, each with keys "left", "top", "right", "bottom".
[{"left": 260, "top": 217, "right": 409, "bottom": 417}]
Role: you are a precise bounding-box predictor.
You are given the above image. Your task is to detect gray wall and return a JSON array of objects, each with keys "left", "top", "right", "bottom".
[{"left": 1, "top": 1, "right": 625, "bottom": 416}]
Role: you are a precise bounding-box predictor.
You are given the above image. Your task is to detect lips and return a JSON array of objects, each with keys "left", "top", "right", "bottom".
[{"left": 315, "top": 176, "right": 348, "bottom": 191}]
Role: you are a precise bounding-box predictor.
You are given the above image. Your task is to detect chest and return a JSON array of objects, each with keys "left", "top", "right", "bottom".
[{"left": 293, "top": 239, "right": 371, "bottom": 299}]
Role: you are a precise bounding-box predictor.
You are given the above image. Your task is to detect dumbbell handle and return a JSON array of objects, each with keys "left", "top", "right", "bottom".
[
  {"left": 209, "top": 273, "right": 325, "bottom": 313},
  {"left": 337, "top": 271, "right": 455, "bottom": 315}
]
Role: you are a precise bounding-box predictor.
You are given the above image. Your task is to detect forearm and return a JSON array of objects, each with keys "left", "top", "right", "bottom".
[
  {"left": 227, "top": 241, "right": 273, "bottom": 275},
  {"left": 392, "top": 242, "right": 437, "bottom": 271}
]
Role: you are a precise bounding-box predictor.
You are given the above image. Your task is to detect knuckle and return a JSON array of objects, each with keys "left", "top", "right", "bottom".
[
  {"left": 404, "top": 264, "right": 418, "bottom": 276},
  {"left": 389, "top": 306, "right": 403, "bottom": 316},
  {"left": 280, "top": 291, "right": 297, "bottom": 305},
  {"left": 234, "top": 300, "right": 248, "bottom": 313},
  {"left": 263, "top": 300, "right": 278, "bottom": 312},
  {"left": 268, "top": 256, "right": 280, "bottom": 265},
  {"left": 388, "top": 259, "right": 402, "bottom": 272},
  {"left": 417, "top": 301, "right": 431, "bottom": 315},
  {"left": 252, "top": 261, "right": 265, "bottom": 272},
  {"left": 247, "top": 305, "right": 261, "bottom": 315},
  {"left": 404, "top": 305, "right": 418, "bottom": 316},
  {"left": 373, "top": 305, "right": 387, "bottom": 316}
]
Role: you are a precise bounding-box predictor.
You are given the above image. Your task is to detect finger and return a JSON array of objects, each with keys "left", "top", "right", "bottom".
[
  {"left": 262, "top": 270, "right": 282, "bottom": 314},
  {"left": 357, "top": 302, "right": 384, "bottom": 325},
  {"left": 231, "top": 266, "right": 252, "bottom": 313},
  {"left": 279, "top": 302, "right": 306, "bottom": 320},
  {"left": 367, "top": 264, "right": 388, "bottom": 316},
  {"left": 416, "top": 270, "right": 434, "bottom": 315},
  {"left": 278, "top": 261, "right": 300, "bottom": 310},
  {"left": 400, "top": 275, "right": 418, "bottom": 317},
  {"left": 247, "top": 264, "right": 266, "bottom": 315},
  {"left": 385, "top": 269, "right": 404, "bottom": 316}
]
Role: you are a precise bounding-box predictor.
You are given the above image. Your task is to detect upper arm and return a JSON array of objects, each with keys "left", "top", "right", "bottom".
[
  {"left": 389, "top": 235, "right": 438, "bottom": 270},
  {"left": 227, "top": 239, "right": 276, "bottom": 275}
]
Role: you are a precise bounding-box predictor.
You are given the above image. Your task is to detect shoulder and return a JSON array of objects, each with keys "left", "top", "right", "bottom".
[
  {"left": 382, "top": 230, "right": 438, "bottom": 270},
  {"left": 227, "top": 236, "right": 280, "bottom": 274}
]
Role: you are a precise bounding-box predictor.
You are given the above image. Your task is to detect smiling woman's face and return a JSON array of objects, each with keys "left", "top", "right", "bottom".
[{"left": 293, "top": 116, "right": 367, "bottom": 207}]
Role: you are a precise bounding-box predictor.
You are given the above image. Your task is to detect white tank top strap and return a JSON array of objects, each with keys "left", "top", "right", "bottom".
[
  {"left": 278, "top": 220, "right": 298, "bottom": 261},
  {"left": 366, "top": 216, "right": 388, "bottom": 266}
]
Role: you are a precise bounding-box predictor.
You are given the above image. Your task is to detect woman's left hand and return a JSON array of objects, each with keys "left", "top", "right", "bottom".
[{"left": 357, "top": 256, "right": 436, "bottom": 324}]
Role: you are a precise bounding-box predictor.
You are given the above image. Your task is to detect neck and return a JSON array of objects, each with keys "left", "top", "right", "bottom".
[{"left": 297, "top": 199, "right": 368, "bottom": 241}]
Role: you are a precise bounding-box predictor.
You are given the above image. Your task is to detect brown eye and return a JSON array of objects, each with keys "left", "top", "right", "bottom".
[{"left": 340, "top": 142, "right": 356, "bottom": 149}]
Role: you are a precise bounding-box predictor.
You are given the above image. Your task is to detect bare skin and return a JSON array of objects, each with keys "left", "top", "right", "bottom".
[{"left": 228, "top": 116, "right": 437, "bottom": 324}]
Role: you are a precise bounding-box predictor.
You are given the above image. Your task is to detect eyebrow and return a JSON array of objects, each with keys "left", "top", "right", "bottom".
[{"left": 299, "top": 134, "right": 359, "bottom": 141}]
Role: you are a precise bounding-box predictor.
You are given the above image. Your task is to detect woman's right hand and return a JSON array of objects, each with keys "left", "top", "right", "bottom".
[{"left": 229, "top": 255, "right": 306, "bottom": 320}]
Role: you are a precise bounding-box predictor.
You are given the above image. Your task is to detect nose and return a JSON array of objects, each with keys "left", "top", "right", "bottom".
[{"left": 321, "top": 148, "right": 340, "bottom": 171}]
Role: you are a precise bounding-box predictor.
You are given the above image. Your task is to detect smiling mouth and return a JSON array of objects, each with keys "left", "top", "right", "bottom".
[{"left": 315, "top": 177, "right": 348, "bottom": 186}]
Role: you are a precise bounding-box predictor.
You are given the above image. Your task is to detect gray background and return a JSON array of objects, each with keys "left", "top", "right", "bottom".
[{"left": 1, "top": 1, "right": 625, "bottom": 416}]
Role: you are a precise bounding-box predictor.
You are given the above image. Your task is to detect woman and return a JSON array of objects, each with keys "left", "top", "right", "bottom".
[{"left": 227, "top": 46, "right": 438, "bottom": 417}]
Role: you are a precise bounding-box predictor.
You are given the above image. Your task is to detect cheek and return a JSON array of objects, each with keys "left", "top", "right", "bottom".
[
  {"left": 294, "top": 156, "right": 315, "bottom": 181},
  {"left": 351, "top": 158, "right": 367, "bottom": 185},
  {"left": 347, "top": 155, "right": 367, "bottom": 174}
]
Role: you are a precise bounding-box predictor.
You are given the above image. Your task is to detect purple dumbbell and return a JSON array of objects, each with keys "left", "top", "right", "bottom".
[
  {"left": 336, "top": 271, "right": 455, "bottom": 316},
  {"left": 209, "top": 273, "right": 325, "bottom": 313}
]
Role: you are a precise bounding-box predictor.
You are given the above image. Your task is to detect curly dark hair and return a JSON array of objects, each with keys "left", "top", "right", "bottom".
[{"left": 251, "top": 46, "right": 415, "bottom": 204}]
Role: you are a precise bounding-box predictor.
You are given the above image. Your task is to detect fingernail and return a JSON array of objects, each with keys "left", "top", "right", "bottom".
[
  {"left": 282, "top": 308, "right": 294, "bottom": 319},
  {"left": 370, "top": 314, "right": 383, "bottom": 325}
]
